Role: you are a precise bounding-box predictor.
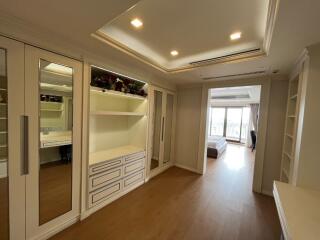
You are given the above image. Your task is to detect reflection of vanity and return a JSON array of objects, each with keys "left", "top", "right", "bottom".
[{"left": 40, "top": 131, "right": 72, "bottom": 148}]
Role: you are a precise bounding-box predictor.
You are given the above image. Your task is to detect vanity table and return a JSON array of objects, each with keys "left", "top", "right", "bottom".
[
  {"left": 40, "top": 131, "right": 72, "bottom": 148},
  {"left": 273, "top": 181, "right": 320, "bottom": 240}
]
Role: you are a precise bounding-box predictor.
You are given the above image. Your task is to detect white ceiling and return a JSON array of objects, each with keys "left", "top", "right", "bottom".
[
  {"left": 98, "top": 0, "right": 269, "bottom": 70},
  {"left": 0, "top": 0, "right": 320, "bottom": 85},
  {"left": 210, "top": 85, "right": 261, "bottom": 105}
]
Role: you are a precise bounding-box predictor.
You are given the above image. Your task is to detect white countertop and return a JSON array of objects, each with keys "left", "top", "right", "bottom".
[
  {"left": 40, "top": 131, "right": 72, "bottom": 148},
  {"left": 89, "top": 145, "right": 145, "bottom": 166},
  {"left": 273, "top": 181, "right": 320, "bottom": 240}
]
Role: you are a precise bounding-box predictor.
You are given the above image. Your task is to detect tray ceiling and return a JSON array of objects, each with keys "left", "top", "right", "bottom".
[{"left": 94, "top": 0, "right": 274, "bottom": 73}]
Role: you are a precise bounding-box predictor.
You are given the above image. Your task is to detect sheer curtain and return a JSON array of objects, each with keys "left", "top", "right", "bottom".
[{"left": 250, "top": 104, "right": 260, "bottom": 131}]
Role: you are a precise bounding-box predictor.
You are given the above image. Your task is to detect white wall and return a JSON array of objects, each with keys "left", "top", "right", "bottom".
[
  {"left": 174, "top": 78, "right": 289, "bottom": 194},
  {"left": 175, "top": 86, "right": 202, "bottom": 171},
  {"left": 262, "top": 79, "right": 288, "bottom": 193}
]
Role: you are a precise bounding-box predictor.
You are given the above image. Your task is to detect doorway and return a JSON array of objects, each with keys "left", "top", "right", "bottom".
[{"left": 205, "top": 85, "right": 261, "bottom": 189}]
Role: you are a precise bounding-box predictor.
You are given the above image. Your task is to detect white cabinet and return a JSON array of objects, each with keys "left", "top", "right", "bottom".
[
  {"left": 0, "top": 36, "right": 83, "bottom": 240},
  {"left": 148, "top": 86, "right": 177, "bottom": 178},
  {"left": 84, "top": 65, "right": 148, "bottom": 212}
]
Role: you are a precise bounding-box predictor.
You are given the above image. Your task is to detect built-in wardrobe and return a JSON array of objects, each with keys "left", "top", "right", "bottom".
[
  {"left": 0, "top": 36, "right": 82, "bottom": 240},
  {"left": 0, "top": 34, "right": 177, "bottom": 240},
  {"left": 147, "top": 86, "right": 177, "bottom": 178}
]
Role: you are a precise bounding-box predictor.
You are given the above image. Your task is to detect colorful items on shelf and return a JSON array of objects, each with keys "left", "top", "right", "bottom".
[
  {"left": 40, "top": 94, "right": 63, "bottom": 103},
  {"left": 91, "top": 66, "right": 147, "bottom": 97}
]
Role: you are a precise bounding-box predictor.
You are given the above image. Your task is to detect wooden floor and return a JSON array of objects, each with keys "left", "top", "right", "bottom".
[
  {"left": 39, "top": 161, "right": 72, "bottom": 224},
  {"left": 51, "top": 144, "right": 281, "bottom": 240}
]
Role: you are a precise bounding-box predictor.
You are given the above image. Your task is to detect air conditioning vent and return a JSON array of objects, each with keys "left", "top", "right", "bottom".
[
  {"left": 202, "top": 70, "right": 266, "bottom": 81},
  {"left": 190, "top": 48, "right": 262, "bottom": 66},
  {"left": 212, "top": 94, "right": 250, "bottom": 100}
]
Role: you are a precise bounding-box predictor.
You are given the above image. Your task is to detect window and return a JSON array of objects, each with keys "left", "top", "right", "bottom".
[{"left": 209, "top": 106, "right": 251, "bottom": 142}]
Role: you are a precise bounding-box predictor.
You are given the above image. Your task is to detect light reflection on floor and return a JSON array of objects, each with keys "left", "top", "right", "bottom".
[{"left": 222, "top": 144, "right": 253, "bottom": 171}]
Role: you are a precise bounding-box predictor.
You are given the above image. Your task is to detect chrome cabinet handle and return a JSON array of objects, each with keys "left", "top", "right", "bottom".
[{"left": 20, "top": 115, "right": 29, "bottom": 175}]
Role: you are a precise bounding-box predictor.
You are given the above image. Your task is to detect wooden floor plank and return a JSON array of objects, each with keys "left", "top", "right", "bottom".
[{"left": 51, "top": 144, "right": 281, "bottom": 240}]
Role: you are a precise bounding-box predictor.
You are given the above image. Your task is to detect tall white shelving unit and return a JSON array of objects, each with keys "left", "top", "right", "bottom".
[
  {"left": 86, "top": 66, "right": 148, "bottom": 210},
  {"left": 280, "top": 51, "right": 308, "bottom": 184}
]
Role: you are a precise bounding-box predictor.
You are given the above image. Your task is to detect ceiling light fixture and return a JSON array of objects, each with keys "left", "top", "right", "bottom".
[
  {"left": 170, "top": 50, "right": 179, "bottom": 56},
  {"left": 230, "top": 32, "right": 242, "bottom": 41},
  {"left": 131, "top": 18, "right": 143, "bottom": 28}
]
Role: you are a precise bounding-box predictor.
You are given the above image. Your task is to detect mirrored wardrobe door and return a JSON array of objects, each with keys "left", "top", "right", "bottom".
[
  {"left": 150, "top": 90, "right": 163, "bottom": 172},
  {"left": 0, "top": 36, "right": 26, "bottom": 240},
  {"left": 25, "top": 46, "right": 82, "bottom": 239},
  {"left": 163, "top": 93, "right": 174, "bottom": 164}
]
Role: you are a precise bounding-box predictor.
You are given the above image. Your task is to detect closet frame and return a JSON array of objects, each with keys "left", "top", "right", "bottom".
[{"left": 147, "top": 85, "right": 177, "bottom": 179}]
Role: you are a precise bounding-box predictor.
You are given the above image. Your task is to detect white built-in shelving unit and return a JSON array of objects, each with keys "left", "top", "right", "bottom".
[{"left": 86, "top": 66, "right": 148, "bottom": 210}]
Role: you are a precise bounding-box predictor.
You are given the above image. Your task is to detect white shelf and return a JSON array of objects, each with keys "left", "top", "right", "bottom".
[
  {"left": 90, "top": 87, "right": 146, "bottom": 100},
  {"left": 0, "top": 102, "right": 7, "bottom": 106},
  {"left": 286, "top": 134, "right": 293, "bottom": 139},
  {"left": 0, "top": 144, "right": 8, "bottom": 148},
  {"left": 283, "top": 151, "right": 292, "bottom": 160},
  {"left": 290, "top": 94, "right": 298, "bottom": 100},
  {"left": 0, "top": 117, "right": 7, "bottom": 120},
  {"left": 0, "top": 131, "right": 7, "bottom": 134},
  {"left": 0, "top": 158, "right": 7, "bottom": 163},
  {"left": 90, "top": 111, "right": 146, "bottom": 117},
  {"left": 288, "top": 115, "right": 296, "bottom": 118},
  {"left": 40, "top": 109, "right": 63, "bottom": 112},
  {"left": 89, "top": 145, "right": 145, "bottom": 166},
  {"left": 40, "top": 101, "right": 63, "bottom": 105},
  {"left": 0, "top": 88, "right": 7, "bottom": 91},
  {"left": 282, "top": 168, "right": 289, "bottom": 179}
]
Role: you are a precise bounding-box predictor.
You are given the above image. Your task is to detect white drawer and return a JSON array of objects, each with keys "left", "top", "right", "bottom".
[
  {"left": 124, "top": 151, "right": 145, "bottom": 163},
  {"left": 89, "top": 157, "right": 123, "bottom": 176},
  {"left": 88, "top": 180, "right": 122, "bottom": 208},
  {"left": 123, "top": 169, "right": 144, "bottom": 191},
  {"left": 123, "top": 158, "right": 145, "bottom": 176},
  {"left": 89, "top": 166, "right": 122, "bottom": 192}
]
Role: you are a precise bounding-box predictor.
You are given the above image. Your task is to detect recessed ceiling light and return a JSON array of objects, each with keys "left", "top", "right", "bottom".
[
  {"left": 171, "top": 50, "right": 179, "bottom": 56},
  {"left": 230, "top": 32, "right": 242, "bottom": 40},
  {"left": 131, "top": 18, "right": 143, "bottom": 28}
]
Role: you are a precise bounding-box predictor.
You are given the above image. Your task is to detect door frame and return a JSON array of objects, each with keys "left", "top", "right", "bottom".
[
  {"left": 25, "top": 45, "right": 83, "bottom": 240},
  {"left": 197, "top": 78, "right": 270, "bottom": 193},
  {"left": 0, "top": 34, "right": 26, "bottom": 240},
  {"left": 146, "top": 85, "right": 177, "bottom": 180}
]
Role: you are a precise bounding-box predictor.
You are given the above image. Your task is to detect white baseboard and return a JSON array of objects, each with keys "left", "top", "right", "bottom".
[
  {"left": 174, "top": 163, "right": 200, "bottom": 174},
  {"left": 262, "top": 189, "right": 274, "bottom": 197},
  {"left": 31, "top": 215, "right": 79, "bottom": 240}
]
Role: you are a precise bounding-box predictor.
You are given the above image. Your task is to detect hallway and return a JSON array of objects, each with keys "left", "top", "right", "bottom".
[{"left": 52, "top": 144, "right": 281, "bottom": 240}]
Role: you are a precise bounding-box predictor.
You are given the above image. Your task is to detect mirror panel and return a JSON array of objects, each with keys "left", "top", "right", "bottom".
[
  {"left": 39, "top": 60, "right": 73, "bottom": 225},
  {"left": 163, "top": 94, "right": 174, "bottom": 164},
  {"left": 0, "top": 48, "right": 9, "bottom": 239},
  {"left": 150, "top": 90, "right": 162, "bottom": 170}
]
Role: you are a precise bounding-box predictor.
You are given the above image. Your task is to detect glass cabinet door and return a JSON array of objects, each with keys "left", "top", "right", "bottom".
[
  {"left": 150, "top": 90, "right": 163, "bottom": 171},
  {"left": 163, "top": 94, "right": 174, "bottom": 164}
]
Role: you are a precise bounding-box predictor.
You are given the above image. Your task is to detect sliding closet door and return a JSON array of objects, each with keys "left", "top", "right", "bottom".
[
  {"left": 25, "top": 46, "right": 82, "bottom": 239},
  {"left": 0, "top": 36, "right": 26, "bottom": 240}
]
